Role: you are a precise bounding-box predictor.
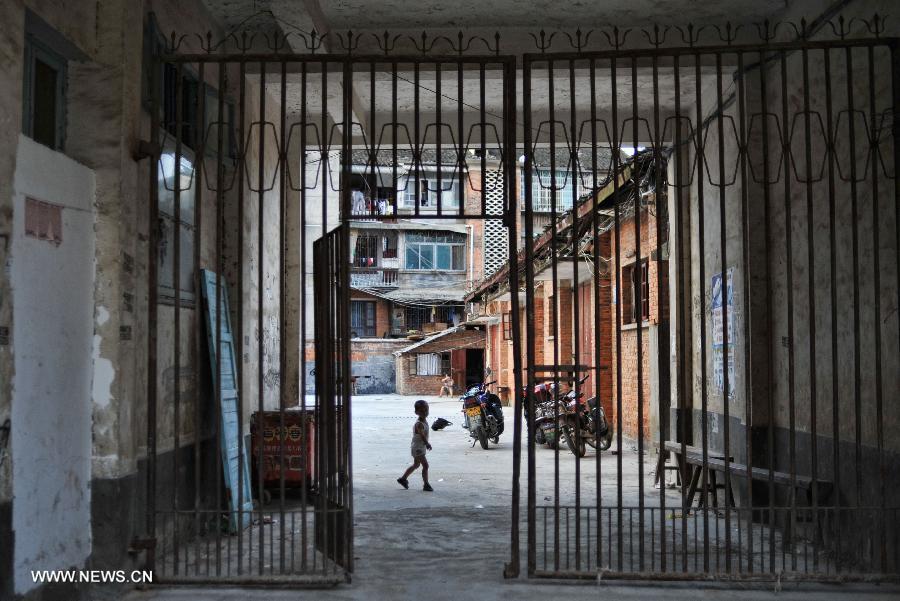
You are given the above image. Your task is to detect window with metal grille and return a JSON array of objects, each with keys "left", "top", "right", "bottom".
[
  {"left": 521, "top": 168, "right": 585, "bottom": 213},
  {"left": 157, "top": 139, "right": 196, "bottom": 304},
  {"left": 404, "top": 305, "right": 459, "bottom": 332},
  {"left": 404, "top": 307, "right": 430, "bottom": 332},
  {"left": 399, "top": 172, "right": 460, "bottom": 208},
  {"left": 143, "top": 15, "right": 235, "bottom": 158},
  {"left": 415, "top": 353, "right": 442, "bottom": 376},
  {"left": 350, "top": 300, "right": 377, "bottom": 338},
  {"left": 353, "top": 235, "right": 379, "bottom": 267},
  {"left": 162, "top": 64, "right": 202, "bottom": 150},
  {"left": 410, "top": 351, "right": 450, "bottom": 376}
]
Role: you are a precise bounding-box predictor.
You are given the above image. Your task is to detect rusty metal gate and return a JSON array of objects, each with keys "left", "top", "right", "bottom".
[
  {"left": 143, "top": 22, "right": 520, "bottom": 585},
  {"left": 514, "top": 21, "right": 900, "bottom": 581},
  {"left": 143, "top": 13, "right": 899, "bottom": 587},
  {"left": 311, "top": 226, "right": 353, "bottom": 573}
]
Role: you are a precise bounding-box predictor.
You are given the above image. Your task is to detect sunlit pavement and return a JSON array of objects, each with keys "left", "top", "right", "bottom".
[{"left": 123, "top": 395, "right": 899, "bottom": 601}]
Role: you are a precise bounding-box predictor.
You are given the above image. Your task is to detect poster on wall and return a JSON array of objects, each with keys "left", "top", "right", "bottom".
[{"left": 711, "top": 267, "right": 734, "bottom": 397}]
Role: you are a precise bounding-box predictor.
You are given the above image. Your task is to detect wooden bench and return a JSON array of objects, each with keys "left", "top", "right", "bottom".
[{"left": 657, "top": 440, "right": 832, "bottom": 509}]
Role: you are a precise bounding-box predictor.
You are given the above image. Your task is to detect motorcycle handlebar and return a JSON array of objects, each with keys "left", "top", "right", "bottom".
[{"left": 484, "top": 380, "right": 497, "bottom": 387}]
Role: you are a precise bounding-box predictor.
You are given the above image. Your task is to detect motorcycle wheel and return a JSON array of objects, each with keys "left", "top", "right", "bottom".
[
  {"left": 598, "top": 428, "right": 613, "bottom": 451},
  {"left": 564, "top": 427, "right": 587, "bottom": 458},
  {"left": 477, "top": 427, "right": 489, "bottom": 450},
  {"left": 535, "top": 428, "right": 546, "bottom": 445}
]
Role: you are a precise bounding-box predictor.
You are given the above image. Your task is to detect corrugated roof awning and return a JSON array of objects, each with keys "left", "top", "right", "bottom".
[
  {"left": 394, "top": 326, "right": 461, "bottom": 356},
  {"left": 380, "top": 288, "right": 466, "bottom": 303},
  {"left": 349, "top": 220, "right": 467, "bottom": 234},
  {"left": 350, "top": 285, "right": 467, "bottom": 306}
]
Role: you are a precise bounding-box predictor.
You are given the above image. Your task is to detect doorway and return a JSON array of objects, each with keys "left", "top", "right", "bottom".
[{"left": 464, "top": 348, "right": 485, "bottom": 389}]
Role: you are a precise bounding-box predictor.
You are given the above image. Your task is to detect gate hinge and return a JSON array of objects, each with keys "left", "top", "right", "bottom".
[
  {"left": 503, "top": 561, "right": 519, "bottom": 579},
  {"left": 133, "top": 140, "right": 160, "bottom": 161},
  {"left": 128, "top": 537, "right": 156, "bottom": 555}
]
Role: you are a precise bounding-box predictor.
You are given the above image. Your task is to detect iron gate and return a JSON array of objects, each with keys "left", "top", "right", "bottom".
[
  {"left": 515, "top": 24, "right": 900, "bottom": 581},
  {"left": 143, "top": 14, "right": 898, "bottom": 587},
  {"left": 144, "top": 26, "right": 521, "bottom": 585},
  {"left": 312, "top": 226, "right": 353, "bottom": 574}
]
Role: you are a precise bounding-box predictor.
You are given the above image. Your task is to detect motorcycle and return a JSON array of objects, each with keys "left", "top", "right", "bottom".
[
  {"left": 526, "top": 382, "right": 564, "bottom": 449},
  {"left": 557, "top": 376, "right": 614, "bottom": 457},
  {"left": 461, "top": 380, "right": 504, "bottom": 449}
]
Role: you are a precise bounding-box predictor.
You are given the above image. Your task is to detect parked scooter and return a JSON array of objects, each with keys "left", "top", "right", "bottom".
[{"left": 461, "top": 380, "right": 504, "bottom": 449}]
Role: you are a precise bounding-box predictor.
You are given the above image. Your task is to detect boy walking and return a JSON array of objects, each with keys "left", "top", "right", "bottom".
[{"left": 397, "top": 400, "right": 433, "bottom": 491}]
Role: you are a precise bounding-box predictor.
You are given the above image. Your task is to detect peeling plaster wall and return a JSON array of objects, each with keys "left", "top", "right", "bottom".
[
  {"left": 0, "top": 0, "right": 268, "bottom": 590},
  {"left": 675, "top": 0, "right": 899, "bottom": 455},
  {"left": 759, "top": 0, "right": 900, "bottom": 453},
  {"left": 10, "top": 135, "right": 96, "bottom": 596},
  {"left": 64, "top": 0, "right": 144, "bottom": 483},
  {"left": 670, "top": 0, "right": 900, "bottom": 564},
  {"left": 682, "top": 88, "right": 752, "bottom": 455},
  {"left": 0, "top": 2, "right": 105, "bottom": 596}
]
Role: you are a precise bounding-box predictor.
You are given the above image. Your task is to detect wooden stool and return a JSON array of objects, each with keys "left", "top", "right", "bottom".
[{"left": 654, "top": 447, "right": 682, "bottom": 488}]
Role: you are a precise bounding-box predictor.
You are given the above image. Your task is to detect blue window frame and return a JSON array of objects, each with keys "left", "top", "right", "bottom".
[{"left": 404, "top": 232, "right": 465, "bottom": 271}]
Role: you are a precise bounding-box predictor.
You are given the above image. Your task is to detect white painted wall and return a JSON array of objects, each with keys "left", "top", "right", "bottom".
[{"left": 11, "top": 135, "right": 95, "bottom": 594}]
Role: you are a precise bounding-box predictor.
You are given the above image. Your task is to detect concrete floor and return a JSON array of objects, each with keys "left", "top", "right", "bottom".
[{"left": 124, "top": 395, "right": 899, "bottom": 601}]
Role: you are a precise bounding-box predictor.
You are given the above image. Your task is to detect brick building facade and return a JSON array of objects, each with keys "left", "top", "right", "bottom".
[
  {"left": 394, "top": 325, "right": 487, "bottom": 395},
  {"left": 607, "top": 208, "right": 668, "bottom": 440},
  {"left": 472, "top": 153, "right": 666, "bottom": 443}
]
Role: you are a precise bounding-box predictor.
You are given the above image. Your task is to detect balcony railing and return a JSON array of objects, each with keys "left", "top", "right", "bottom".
[{"left": 350, "top": 268, "right": 399, "bottom": 288}]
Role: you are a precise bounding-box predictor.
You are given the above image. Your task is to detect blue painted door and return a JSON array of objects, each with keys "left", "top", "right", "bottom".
[{"left": 201, "top": 269, "right": 253, "bottom": 533}]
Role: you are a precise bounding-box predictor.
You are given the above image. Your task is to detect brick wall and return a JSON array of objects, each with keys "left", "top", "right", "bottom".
[
  {"left": 609, "top": 209, "right": 668, "bottom": 325},
  {"left": 596, "top": 234, "right": 613, "bottom": 419},
  {"left": 350, "top": 289, "right": 391, "bottom": 338},
  {"left": 606, "top": 210, "right": 665, "bottom": 441},
  {"left": 351, "top": 339, "right": 409, "bottom": 394},
  {"left": 395, "top": 328, "right": 486, "bottom": 395},
  {"left": 612, "top": 330, "right": 652, "bottom": 440},
  {"left": 474, "top": 211, "right": 666, "bottom": 439},
  {"left": 480, "top": 300, "right": 527, "bottom": 405},
  {"left": 533, "top": 296, "right": 544, "bottom": 365},
  {"left": 541, "top": 281, "right": 574, "bottom": 367}
]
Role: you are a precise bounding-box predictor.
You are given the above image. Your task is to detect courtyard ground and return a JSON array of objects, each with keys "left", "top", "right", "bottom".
[{"left": 124, "top": 394, "right": 899, "bottom": 600}]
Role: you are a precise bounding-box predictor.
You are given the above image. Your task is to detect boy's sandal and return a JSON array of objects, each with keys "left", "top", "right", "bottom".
[
  {"left": 397, "top": 477, "right": 409, "bottom": 489},
  {"left": 423, "top": 483, "right": 434, "bottom": 492}
]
